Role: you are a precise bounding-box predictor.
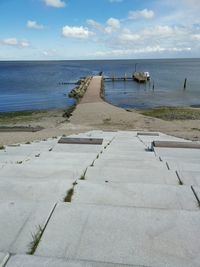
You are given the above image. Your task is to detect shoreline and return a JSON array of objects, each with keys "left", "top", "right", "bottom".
[{"left": 1, "top": 76, "right": 200, "bottom": 145}]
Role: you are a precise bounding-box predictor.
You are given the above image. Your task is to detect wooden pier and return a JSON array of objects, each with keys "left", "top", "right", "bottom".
[
  {"left": 103, "top": 77, "right": 134, "bottom": 82},
  {"left": 103, "top": 72, "right": 149, "bottom": 83}
]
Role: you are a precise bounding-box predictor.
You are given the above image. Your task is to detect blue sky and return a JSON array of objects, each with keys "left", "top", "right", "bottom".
[{"left": 0, "top": 0, "right": 200, "bottom": 60}]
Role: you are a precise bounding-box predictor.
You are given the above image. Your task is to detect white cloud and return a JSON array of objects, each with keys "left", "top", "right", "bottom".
[
  {"left": 129, "top": 9, "right": 155, "bottom": 20},
  {"left": 1, "top": 38, "right": 30, "bottom": 48},
  {"left": 2, "top": 38, "right": 18, "bottom": 46},
  {"left": 62, "top": 25, "right": 93, "bottom": 39},
  {"left": 94, "top": 46, "right": 191, "bottom": 58},
  {"left": 27, "top": 20, "right": 44, "bottom": 29},
  {"left": 192, "top": 34, "right": 200, "bottom": 40},
  {"left": 43, "top": 49, "right": 57, "bottom": 56},
  {"left": 143, "top": 25, "right": 175, "bottom": 37},
  {"left": 107, "top": 18, "right": 120, "bottom": 28},
  {"left": 20, "top": 41, "right": 30, "bottom": 47},
  {"left": 86, "top": 19, "right": 103, "bottom": 31},
  {"left": 105, "top": 17, "right": 120, "bottom": 33},
  {"left": 44, "top": 0, "right": 66, "bottom": 8},
  {"left": 119, "top": 33, "right": 141, "bottom": 42}
]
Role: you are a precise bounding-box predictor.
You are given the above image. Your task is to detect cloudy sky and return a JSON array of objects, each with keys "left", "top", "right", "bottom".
[{"left": 0, "top": 0, "right": 200, "bottom": 60}]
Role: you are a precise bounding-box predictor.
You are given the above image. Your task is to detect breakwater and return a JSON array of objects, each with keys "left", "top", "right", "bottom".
[{"left": 68, "top": 77, "right": 92, "bottom": 100}]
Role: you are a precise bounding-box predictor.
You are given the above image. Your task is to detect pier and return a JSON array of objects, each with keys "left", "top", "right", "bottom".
[
  {"left": 103, "top": 77, "right": 134, "bottom": 82},
  {"left": 104, "top": 72, "right": 149, "bottom": 83}
]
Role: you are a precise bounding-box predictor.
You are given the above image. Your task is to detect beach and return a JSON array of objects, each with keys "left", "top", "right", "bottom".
[{"left": 0, "top": 76, "right": 200, "bottom": 146}]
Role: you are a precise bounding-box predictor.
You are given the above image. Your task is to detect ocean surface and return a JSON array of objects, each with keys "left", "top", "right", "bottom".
[{"left": 0, "top": 59, "right": 200, "bottom": 112}]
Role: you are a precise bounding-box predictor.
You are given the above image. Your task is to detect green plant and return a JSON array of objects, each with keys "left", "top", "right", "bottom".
[
  {"left": 141, "top": 107, "right": 200, "bottom": 121},
  {"left": 64, "top": 188, "right": 74, "bottom": 202},
  {"left": 63, "top": 104, "right": 76, "bottom": 118},
  {"left": 80, "top": 168, "right": 87, "bottom": 180},
  {"left": 28, "top": 225, "right": 43, "bottom": 255}
]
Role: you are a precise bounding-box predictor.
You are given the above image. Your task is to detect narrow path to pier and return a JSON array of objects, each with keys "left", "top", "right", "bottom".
[{"left": 80, "top": 76, "right": 103, "bottom": 104}]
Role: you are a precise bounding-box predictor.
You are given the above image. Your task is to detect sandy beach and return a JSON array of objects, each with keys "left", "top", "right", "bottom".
[{"left": 0, "top": 76, "right": 200, "bottom": 146}]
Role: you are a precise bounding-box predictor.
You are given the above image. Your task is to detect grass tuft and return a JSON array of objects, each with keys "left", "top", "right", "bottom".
[
  {"left": 90, "top": 160, "right": 95, "bottom": 167},
  {"left": 63, "top": 104, "right": 76, "bottom": 118},
  {"left": 64, "top": 187, "right": 74, "bottom": 202},
  {"left": 80, "top": 168, "right": 88, "bottom": 180},
  {"left": 0, "top": 145, "right": 5, "bottom": 150},
  {"left": 28, "top": 225, "right": 43, "bottom": 255}
]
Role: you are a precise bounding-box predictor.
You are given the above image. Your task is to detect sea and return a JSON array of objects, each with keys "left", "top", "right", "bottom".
[{"left": 0, "top": 58, "right": 200, "bottom": 112}]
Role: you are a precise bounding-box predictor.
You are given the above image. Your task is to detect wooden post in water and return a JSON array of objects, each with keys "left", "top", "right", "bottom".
[
  {"left": 124, "top": 73, "right": 127, "bottom": 81},
  {"left": 135, "top": 63, "right": 138, "bottom": 72},
  {"left": 112, "top": 74, "right": 115, "bottom": 82},
  {"left": 152, "top": 80, "right": 155, "bottom": 91},
  {"left": 183, "top": 78, "right": 187, "bottom": 90}
]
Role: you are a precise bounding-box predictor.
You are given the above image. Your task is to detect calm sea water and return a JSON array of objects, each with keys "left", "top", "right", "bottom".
[{"left": 0, "top": 59, "right": 200, "bottom": 112}]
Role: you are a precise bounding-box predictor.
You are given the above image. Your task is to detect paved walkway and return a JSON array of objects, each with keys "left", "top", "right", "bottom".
[
  {"left": 1, "top": 130, "right": 200, "bottom": 266},
  {"left": 80, "top": 76, "right": 103, "bottom": 104}
]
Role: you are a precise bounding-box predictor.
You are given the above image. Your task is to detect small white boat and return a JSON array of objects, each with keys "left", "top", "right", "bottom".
[{"left": 143, "top": 72, "right": 150, "bottom": 80}]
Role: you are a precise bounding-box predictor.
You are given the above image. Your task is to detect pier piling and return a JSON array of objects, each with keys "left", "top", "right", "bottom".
[{"left": 183, "top": 78, "right": 187, "bottom": 90}]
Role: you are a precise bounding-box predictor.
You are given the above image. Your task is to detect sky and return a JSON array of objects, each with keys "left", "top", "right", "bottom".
[{"left": 0, "top": 0, "right": 200, "bottom": 60}]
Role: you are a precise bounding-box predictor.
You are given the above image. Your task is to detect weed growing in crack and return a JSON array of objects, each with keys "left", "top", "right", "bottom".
[
  {"left": 28, "top": 225, "right": 43, "bottom": 255},
  {"left": 80, "top": 168, "right": 88, "bottom": 180},
  {"left": 64, "top": 188, "right": 74, "bottom": 202},
  {"left": 90, "top": 160, "right": 95, "bottom": 167}
]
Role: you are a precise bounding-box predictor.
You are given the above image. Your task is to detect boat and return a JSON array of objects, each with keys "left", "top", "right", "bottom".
[
  {"left": 143, "top": 71, "right": 150, "bottom": 80},
  {"left": 133, "top": 71, "right": 150, "bottom": 83}
]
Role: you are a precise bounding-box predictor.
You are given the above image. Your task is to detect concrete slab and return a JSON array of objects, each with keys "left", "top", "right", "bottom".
[
  {"left": 0, "top": 252, "right": 6, "bottom": 261},
  {"left": 4, "top": 141, "right": 57, "bottom": 154},
  {"left": 0, "top": 201, "right": 56, "bottom": 254},
  {"left": 110, "top": 139, "right": 145, "bottom": 147},
  {"left": 73, "top": 181, "right": 198, "bottom": 210},
  {"left": 161, "top": 157, "right": 200, "bottom": 165},
  {"left": 177, "top": 171, "right": 200, "bottom": 186},
  {"left": 94, "top": 159, "right": 166, "bottom": 170},
  {"left": 36, "top": 203, "right": 200, "bottom": 267},
  {"left": 38, "top": 152, "right": 97, "bottom": 161},
  {"left": 52, "top": 144, "right": 102, "bottom": 153},
  {"left": 0, "top": 178, "right": 74, "bottom": 202},
  {"left": 21, "top": 150, "right": 97, "bottom": 166},
  {"left": 85, "top": 166, "right": 179, "bottom": 185},
  {"left": 12, "top": 161, "right": 89, "bottom": 174},
  {"left": 166, "top": 160, "right": 200, "bottom": 172},
  {"left": 154, "top": 147, "right": 200, "bottom": 159},
  {"left": 0, "top": 164, "right": 82, "bottom": 180},
  {"left": 98, "top": 151, "right": 156, "bottom": 160},
  {"left": 104, "top": 145, "right": 148, "bottom": 153},
  {"left": 0, "top": 154, "right": 30, "bottom": 164},
  {"left": 6, "top": 254, "right": 141, "bottom": 267}
]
